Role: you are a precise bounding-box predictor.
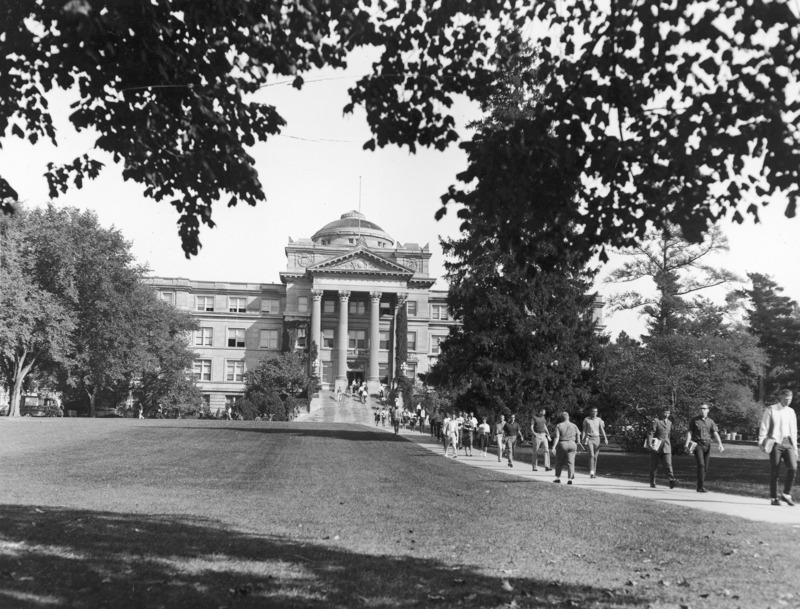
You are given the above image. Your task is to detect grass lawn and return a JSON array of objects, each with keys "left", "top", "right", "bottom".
[{"left": 0, "top": 419, "right": 797, "bottom": 609}]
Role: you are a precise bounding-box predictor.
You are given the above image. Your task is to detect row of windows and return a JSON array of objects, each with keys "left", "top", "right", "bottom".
[
  {"left": 193, "top": 359, "right": 245, "bottom": 382},
  {"left": 197, "top": 327, "right": 446, "bottom": 353},
  {"left": 195, "top": 328, "right": 282, "bottom": 349},
  {"left": 160, "top": 291, "right": 450, "bottom": 319},
  {"left": 160, "top": 292, "right": 283, "bottom": 314},
  {"left": 194, "top": 358, "right": 425, "bottom": 385}
]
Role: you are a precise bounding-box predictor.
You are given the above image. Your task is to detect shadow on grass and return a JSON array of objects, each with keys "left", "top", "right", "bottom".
[{"left": 0, "top": 504, "right": 653, "bottom": 609}]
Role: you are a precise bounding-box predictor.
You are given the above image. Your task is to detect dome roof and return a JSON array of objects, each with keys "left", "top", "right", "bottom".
[{"left": 311, "top": 211, "right": 395, "bottom": 248}]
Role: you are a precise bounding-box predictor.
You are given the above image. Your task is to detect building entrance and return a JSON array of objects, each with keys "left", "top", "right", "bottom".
[{"left": 346, "top": 370, "right": 364, "bottom": 387}]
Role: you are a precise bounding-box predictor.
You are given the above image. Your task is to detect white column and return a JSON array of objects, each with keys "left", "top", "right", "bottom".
[
  {"left": 310, "top": 290, "right": 323, "bottom": 380},
  {"left": 368, "top": 291, "right": 382, "bottom": 393},
  {"left": 335, "top": 290, "right": 350, "bottom": 392}
]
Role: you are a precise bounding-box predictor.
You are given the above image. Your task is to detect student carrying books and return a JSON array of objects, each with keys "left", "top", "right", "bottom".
[
  {"left": 684, "top": 403, "right": 725, "bottom": 493},
  {"left": 758, "top": 389, "right": 798, "bottom": 507},
  {"left": 647, "top": 407, "right": 676, "bottom": 489}
]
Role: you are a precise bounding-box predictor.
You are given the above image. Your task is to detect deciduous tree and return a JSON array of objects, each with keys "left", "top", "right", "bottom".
[
  {"left": 438, "top": 1, "right": 800, "bottom": 264},
  {"left": 596, "top": 324, "right": 766, "bottom": 447},
  {"left": 4, "top": 3, "right": 798, "bottom": 257},
  {"left": 0, "top": 1, "right": 529, "bottom": 254},
  {"left": 0, "top": 207, "right": 74, "bottom": 416}
]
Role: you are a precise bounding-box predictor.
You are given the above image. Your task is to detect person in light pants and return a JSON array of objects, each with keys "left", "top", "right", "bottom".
[
  {"left": 758, "top": 389, "right": 798, "bottom": 506},
  {"left": 581, "top": 407, "right": 608, "bottom": 479}
]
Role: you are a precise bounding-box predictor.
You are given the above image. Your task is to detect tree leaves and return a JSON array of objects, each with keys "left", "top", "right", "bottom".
[{"left": 0, "top": 1, "right": 531, "bottom": 255}]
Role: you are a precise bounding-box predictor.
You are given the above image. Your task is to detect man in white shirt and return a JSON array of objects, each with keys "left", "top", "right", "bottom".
[
  {"left": 443, "top": 412, "right": 459, "bottom": 458},
  {"left": 758, "top": 389, "right": 798, "bottom": 506}
]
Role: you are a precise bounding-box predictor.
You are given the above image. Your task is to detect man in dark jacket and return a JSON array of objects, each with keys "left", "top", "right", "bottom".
[
  {"left": 647, "top": 408, "right": 676, "bottom": 489},
  {"left": 503, "top": 414, "right": 525, "bottom": 468}
]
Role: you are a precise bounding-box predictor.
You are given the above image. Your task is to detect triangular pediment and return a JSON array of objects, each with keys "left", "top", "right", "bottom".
[{"left": 307, "top": 248, "right": 414, "bottom": 275}]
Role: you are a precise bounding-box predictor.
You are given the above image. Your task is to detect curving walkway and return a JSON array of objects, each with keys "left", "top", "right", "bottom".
[{"left": 296, "top": 397, "right": 800, "bottom": 526}]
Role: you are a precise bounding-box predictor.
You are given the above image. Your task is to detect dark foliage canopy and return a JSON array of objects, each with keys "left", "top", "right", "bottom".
[
  {"left": 0, "top": 1, "right": 527, "bottom": 255},
  {"left": 439, "top": 1, "right": 800, "bottom": 262}
]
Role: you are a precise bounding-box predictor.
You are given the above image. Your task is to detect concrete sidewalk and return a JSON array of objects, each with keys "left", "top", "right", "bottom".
[{"left": 295, "top": 400, "right": 800, "bottom": 526}]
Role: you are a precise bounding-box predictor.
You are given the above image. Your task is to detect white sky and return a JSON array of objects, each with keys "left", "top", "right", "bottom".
[{"left": 1, "top": 55, "right": 798, "bottom": 340}]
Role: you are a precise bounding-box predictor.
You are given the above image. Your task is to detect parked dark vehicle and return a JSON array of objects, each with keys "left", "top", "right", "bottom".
[{"left": 20, "top": 395, "right": 63, "bottom": 417}]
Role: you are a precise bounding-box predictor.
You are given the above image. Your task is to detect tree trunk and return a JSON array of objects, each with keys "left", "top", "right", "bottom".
[
  {"left": 7, "top": 350, "right": 35, "bottom": 417},
  {"left": 89, "top": 385, "right": 98, "bottom": 418}
]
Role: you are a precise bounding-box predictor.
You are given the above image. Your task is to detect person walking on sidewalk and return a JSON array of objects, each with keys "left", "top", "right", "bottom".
[
  {"left": 581, "top": 407, "right": 608, "bottom": 479},
  {"left": 391, "top": 404, "right": 402, "bottom": 435},
  {"left": 758, "top": 389, "right": 798, "bottom": 506},
  {"left": 503, "top": 414, "right": 524, "bottom": 468},
  {"left": 477, "top": 417, "right": 491, "bottom": 456},
  {"left": 531, "top": 408, "right": 552, "bottom": 472},
  {"left": 443, "top": 412, "right": 459, "bottom": 458},
  {"left": 461, "top": 414, "right": 475, "bottom": 456},
  {"left": 685, "top": 403, "right": 724, "bottom": 493},
  {"left": 493, "top": 415, "right": 506, "bottom": 463},
  {"left": 552, "top": 412, "right": 582, "bottom": 484},
  {"left": 647, "top": 408, "right": 676, "bottom": 489}
]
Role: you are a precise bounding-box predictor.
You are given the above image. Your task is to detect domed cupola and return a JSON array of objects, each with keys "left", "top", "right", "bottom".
[{"left": 311, "top": 211, "right": 395, "bottom": 249}]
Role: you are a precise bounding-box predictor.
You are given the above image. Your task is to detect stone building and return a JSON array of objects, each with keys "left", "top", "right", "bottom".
[{"left": 148, "top": 211, "right": 458, "bottom": 414}]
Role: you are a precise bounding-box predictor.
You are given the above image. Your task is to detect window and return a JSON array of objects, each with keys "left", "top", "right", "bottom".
[
  {"left": 196, "top": 295, "right": 214, "bottom": 312},
  {"left": 323, "top": 299, "right": 335, "bottom": 314},
  {"left": 227, "top": 328, "right": 245, "bottom": 348},
  {"left": 431, "top": 304, "right": 449, "bottom": 320},
  {"left": 259, "top": 329, "right": 279, "bottom": 349},
  {"left": 379, "top": 331, "right": 390, "bottom": 350},
  {"left": 195, "top": 327, "right": 213, "bottom": 347},
  {"left": 296, "top": 327, "right": 307, "bottom": 348},
  {"left": 225, "top": 395, "right": 242, "bottom": 409},
  {"left": 431, "top": 334, "right": 446, "bottom": 354},
  {"left": 193, "top": 359, "right": 211, "bottom": 381},
  {"left": 407, "top": 331, "right": 417, "bottom": 352},
  {"left": 406, "top": 363, "right": 417, "bottom": 379},
  {"left": 322, "top": 361, "right": 334, "bottom": 384},
  {"left": 380, "top": 301, "right": 391, "bottom": 316},
  {"left": 229, "top": 297, "right": 247, "bottom": 313},
  {"left": 348, "top": 329, "right": 367, "bottom": 349},
  {"left": 159, "top": 291, "right": 175, "bottom": 305},
  {"left": 261, "top": 298, "right": 280, "bottom": 315},
  {"left": 226, "top": 360, "right": 245, "bottom": 382},
  {"left": 322, "top": 329, "right": 334, "bottom": 349},
  {"left": 349, "top": 300, "right": 366, "bottom": 315},
  {"left": 298, "top": 296, "right": 309, "bottom": 313},
  {"left": 406, "top": 300, "right": 417, "bottom": 316}
]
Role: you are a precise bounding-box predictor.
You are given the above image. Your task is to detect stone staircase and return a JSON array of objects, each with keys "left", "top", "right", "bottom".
[{"left": 298, "top": 389, "right": 385, "bottom": 425}]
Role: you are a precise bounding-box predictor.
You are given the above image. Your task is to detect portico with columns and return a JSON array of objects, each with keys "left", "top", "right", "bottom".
[{"left": 281, "top": 211, "right": 436, "bottom": 395}]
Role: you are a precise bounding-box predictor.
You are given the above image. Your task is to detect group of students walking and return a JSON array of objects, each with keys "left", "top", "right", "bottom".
[
  {"left": 424, "top": 408, "right": 609, "bottom": 484},
  {"left": 372, "top": 388, "right": 798, "bottom": 506}
]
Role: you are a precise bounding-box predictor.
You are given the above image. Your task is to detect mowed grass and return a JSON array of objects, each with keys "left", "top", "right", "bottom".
[{"left": 0, "top": 419, "right": 797, "bottom": 609}]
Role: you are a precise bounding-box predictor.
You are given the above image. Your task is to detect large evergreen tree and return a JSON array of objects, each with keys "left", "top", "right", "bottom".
[
  {"left": 428, "top": 236, "right": 602, "bottom": 422},
  {"left": 741, "top": 273, "right": 800, "bottom": 401}
]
